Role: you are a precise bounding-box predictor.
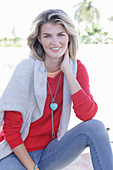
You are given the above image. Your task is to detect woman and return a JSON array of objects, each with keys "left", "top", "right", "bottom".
[{"left": 0, "top": 9, "right": 113, "bottom": 170}]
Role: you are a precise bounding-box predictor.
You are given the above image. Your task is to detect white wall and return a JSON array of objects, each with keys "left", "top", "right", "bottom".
[{"left": 69, "top": 44, "right": 113, "bottom": 141}]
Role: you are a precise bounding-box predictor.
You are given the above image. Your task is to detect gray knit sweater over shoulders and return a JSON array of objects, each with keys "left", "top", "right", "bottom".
[{"left": 0, "top": 56, "right": 77, "bottom": 159}]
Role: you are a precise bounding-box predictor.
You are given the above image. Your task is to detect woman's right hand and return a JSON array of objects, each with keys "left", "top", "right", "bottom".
[{"left": 13, "top": 143, "right": 39, "bottom": 170}]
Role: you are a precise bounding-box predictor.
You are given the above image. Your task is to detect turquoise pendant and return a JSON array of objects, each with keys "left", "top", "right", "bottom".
[{"left": 50, "top": 103, "right": 58, "bottom": 111}]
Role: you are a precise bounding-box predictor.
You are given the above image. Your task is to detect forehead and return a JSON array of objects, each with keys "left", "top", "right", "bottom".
[{"left": 40, "top": 22, "right": 67, "bottom": 33}]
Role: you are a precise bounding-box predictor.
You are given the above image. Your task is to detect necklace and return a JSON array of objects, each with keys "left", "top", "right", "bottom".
[{"left": 47, "top": 71, "right": 62, "bottom": 138}]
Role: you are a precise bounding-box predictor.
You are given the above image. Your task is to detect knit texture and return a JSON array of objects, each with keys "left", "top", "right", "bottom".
[{"left": 0, "top": 56, "right": 77, "bottom": 159}]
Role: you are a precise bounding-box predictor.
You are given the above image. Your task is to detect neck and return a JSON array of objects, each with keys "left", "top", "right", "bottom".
[{"left": 44, "top": 56, "right": 63, "bottom": 73}]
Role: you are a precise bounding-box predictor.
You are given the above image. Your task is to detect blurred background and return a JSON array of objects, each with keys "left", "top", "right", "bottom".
[
  {"left": 0, "top": 0, "right": 113, "bottom": 44},
  {"left": 0, "top": 0, "right": 113, "bottom": 141}
]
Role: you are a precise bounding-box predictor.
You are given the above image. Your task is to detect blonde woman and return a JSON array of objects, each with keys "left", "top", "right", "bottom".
[{"left": 0, "top": 9, "right": 113, "bottom": 170}]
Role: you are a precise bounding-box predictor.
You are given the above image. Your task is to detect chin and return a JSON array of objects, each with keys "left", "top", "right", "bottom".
[
  {"left": 53, "top": 55, "right": 63, "bottom": 59},
  {"left": 53, "top": 52, "right": 65, "bottom": 58}
]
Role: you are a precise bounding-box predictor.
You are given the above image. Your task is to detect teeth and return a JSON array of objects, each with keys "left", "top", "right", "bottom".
[{"left": 51, "top": 47, "right": 60, "bottom": 50}]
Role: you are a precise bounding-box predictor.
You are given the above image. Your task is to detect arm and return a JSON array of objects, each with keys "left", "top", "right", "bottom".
[
  {"left": 60, "top": 51, "right": 98, "bottom": 121},
  {"left": 3, "top": 111, "right": 39, "bottom": 170},
  {"left": 60, "top": 51, "right": 81, "bottom": 95},
  {"left": 13, "top": 144, "right": 39, "bottom": 170}
]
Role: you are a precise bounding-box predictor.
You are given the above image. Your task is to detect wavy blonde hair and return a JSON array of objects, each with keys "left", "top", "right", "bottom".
[{"left": 27, "top": 9, "right": 78, "bottom": 60}]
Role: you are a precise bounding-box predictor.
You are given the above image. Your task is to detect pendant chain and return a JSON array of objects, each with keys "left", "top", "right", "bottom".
[
  {"left": 47, "top": 71, "right": 62, "bottom": 102},
  {"left": 47, "top": 71, "right": 62, "bottom": 138}
]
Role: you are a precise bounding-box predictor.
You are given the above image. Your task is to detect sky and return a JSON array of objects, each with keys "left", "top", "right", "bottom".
[{"left": 0, "top": 0, "right": 113, "bottom": 38}]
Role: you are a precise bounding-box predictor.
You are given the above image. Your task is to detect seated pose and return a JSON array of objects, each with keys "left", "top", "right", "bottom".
[{"left": 0, "top": 9, "right": 113, "bottom": 170}]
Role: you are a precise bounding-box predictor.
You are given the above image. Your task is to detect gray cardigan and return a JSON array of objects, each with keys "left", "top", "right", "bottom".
[{"left": 0, "top": 56, "right": 77, "bottom": 160}]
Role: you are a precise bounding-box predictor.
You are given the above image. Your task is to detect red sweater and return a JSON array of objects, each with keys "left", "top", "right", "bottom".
[{"left": 0, "top": 60, "right": 98, "bottom": 151}]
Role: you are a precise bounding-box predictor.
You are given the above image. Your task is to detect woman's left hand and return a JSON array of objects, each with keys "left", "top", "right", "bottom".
[
  {"left": 60, "top": 50, "right": 70, "bottom": 73},
  {"left": 60, "top": 51, "right": 81, "bottom": 95}
]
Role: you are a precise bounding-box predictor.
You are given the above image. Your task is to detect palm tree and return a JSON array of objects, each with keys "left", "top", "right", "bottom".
[{"left": 73, "top": 0, "right": 100, "bottom": 24}]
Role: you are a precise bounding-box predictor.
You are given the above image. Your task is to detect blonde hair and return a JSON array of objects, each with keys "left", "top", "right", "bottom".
[{"left": 27, "top": 9, "right": 79, "bottom": 60}]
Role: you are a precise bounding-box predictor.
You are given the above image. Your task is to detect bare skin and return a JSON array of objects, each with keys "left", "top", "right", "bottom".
[
  {"left": 60, "top": 50, "right": 81, "bottom": 95},
  {"left": 13, "top": 144, "right": 39, "bottom": 170}
]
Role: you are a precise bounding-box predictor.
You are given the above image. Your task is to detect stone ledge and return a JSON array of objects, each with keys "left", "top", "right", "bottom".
[
  {"left": 63, "top": 143, "right": 113, "bottom": 170},
  {"left": 63, "top": 152, "right": 93, "bottom": 170}
]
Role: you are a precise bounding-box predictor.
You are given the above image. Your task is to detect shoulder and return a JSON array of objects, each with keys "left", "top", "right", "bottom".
[
  {"left": 15, "top": 57, "right": 35, "bottom": 72},
  {"left": 77, "top": 59, "right": 88, "bottom": 72},
  {"left": 70, "top": 58, "right": 86, "bottom": 71},
  {"left": 77, "top": 59, "right": 84, "bottom": 67},
  {"left": 76, "top": 59, "right": 89, "bottom": 81},
  {"left": 12, "top": 57, "right": 36, "bottom": 79}
]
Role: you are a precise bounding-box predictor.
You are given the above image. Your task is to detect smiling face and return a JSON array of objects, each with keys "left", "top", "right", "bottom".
[{"left": 38, "top": 22, "right": 69, "bottom": 60}]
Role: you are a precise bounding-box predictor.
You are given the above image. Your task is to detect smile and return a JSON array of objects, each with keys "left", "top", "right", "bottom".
[{"left": 51, "top": 47, "right": 61, "bottom": 52}]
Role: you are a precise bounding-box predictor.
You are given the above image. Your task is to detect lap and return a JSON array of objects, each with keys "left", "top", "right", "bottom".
[
  {"left": 39, "top": 119, "right": 105, "bottom": 170},
  {"left": 0, "top": 153, "right": 26, "bottom": 170},
  {"left": 0, "top": 120, "right": 105, "bottom": 170}
]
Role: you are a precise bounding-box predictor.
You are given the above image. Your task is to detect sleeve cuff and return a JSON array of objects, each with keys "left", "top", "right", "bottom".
[{"left": 8, "top": 137, "right": 24, "bottom": 149}]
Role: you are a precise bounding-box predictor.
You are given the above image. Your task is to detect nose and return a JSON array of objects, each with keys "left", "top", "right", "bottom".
[{"left": 51, "top": 37, "right": 60, "bottom": 45}]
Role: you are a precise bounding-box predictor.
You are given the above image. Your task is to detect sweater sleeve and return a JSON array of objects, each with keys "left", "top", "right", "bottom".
[
  {"left": 3, "top": 111, "right": 24, "bottom": 149},
  {"left": 71, "top": 60, "right": 98, "bottom": 121}
]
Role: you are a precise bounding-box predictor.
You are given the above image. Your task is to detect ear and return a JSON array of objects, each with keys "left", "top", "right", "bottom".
[{"left": 37, "top": 35, "right": 41, "bottom": 44}]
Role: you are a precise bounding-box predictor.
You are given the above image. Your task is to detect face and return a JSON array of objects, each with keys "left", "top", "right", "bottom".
[{"left": 38, "top": 22, "right": 69, "bottom": 60}]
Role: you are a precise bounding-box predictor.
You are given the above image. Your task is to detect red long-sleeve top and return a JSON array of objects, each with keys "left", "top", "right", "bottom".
[{"left": 0, "top": 60, "right": 98, "bottom": 151}]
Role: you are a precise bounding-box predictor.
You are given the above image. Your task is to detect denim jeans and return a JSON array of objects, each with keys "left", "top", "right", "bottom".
[{"left": 0, "top": 119, "right": 113, "bottom": 170}]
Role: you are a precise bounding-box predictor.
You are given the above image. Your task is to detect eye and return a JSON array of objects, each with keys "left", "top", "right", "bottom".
[
  {"left": 43, "top": 35, "right": 50, "bottom": 38},
  {"left": 58, "top": 33, "right": 65, "bottom": 37},
  {"left": 43, "top": 34, "right": 51, "bottom": 38}
]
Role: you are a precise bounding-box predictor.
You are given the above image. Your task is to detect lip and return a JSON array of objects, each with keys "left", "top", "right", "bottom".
[{"left": 50, "top": 47, "right": 61, "bottom": 52}]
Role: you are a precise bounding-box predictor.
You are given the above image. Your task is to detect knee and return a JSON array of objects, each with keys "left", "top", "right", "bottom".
[
  {"left": 85, "top": 119, "right": 105, "bottom": 129},
  {"left": 81, "top": 119, "right": 107, "bottom": 138}
]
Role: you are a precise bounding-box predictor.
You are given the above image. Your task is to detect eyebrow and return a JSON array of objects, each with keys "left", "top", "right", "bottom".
[{"left": 42, "top": 31, "right": 66, "bottom": 35}]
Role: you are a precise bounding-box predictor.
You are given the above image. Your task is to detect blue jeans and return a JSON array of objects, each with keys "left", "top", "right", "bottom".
[{"left": 0, "top": 119, "right": 113, "bottom": 170}]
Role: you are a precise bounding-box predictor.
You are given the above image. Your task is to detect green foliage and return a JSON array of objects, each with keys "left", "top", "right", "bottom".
[
  {"left": 108, "top": 16, "right": 113, "bottom": 22},
  {"left": 0, "top": 37, "right": 23, "bottom": 47},
  {"left": 73, "top": 0, "right": 113, "bottom": 44},
  {"left": 78, "top": 22, "right": 113, "bottom": 44},
  {"left": 0, "top": 27, "right": 24, "bottom": 47}
]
